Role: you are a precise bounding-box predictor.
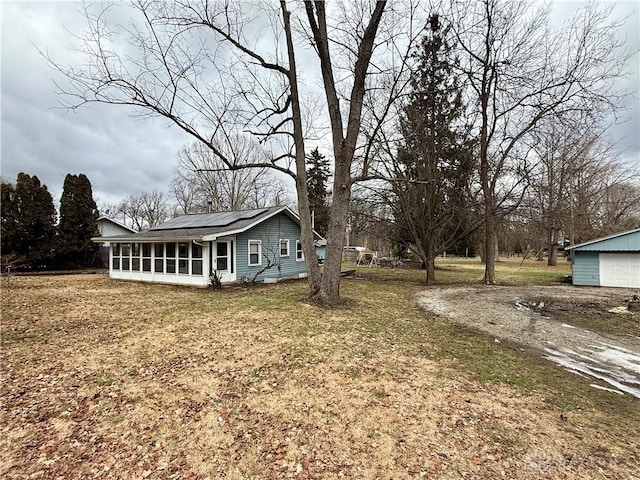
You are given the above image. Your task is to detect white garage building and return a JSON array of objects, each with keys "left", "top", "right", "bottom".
[{"left": 566, "top": 228, "right": 640, "bottom": 288}]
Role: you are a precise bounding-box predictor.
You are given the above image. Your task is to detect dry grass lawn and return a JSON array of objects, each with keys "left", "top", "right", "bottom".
[{"left": 1, "top": 259, "right": 639, "bottom": 479}]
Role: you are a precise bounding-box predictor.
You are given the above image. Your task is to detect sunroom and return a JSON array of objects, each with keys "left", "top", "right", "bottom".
[{"left": 93, "top": 206, "right": 317, "bottom": 287}]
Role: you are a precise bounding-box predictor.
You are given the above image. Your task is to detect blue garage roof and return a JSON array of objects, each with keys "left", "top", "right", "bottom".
[{"left": 566, "top": 228, "right": 640, "bottom": 252}]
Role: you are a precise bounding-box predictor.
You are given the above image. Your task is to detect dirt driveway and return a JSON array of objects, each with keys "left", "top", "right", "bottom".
[{"left": 417, "top": 285, "right": 640, "bottom": 399}]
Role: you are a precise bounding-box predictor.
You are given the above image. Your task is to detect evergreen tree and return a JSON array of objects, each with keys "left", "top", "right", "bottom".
[
  {"left": 306, "top": 148, "right": 331, "bottom": 237},
  {"left": 1, "top": 173, "right": 56, "bottom": 268},
  {"left": 391, "top": 14, "right": 478, "bottom": 284},
  {"left": 1, "top": 181, "right": 18, "bottom": 255},
  {"left": 57, "top": 173, "right": 100, "bottom": 268}
]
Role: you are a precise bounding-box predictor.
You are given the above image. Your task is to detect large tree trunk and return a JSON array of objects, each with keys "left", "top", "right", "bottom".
[
  {"left": 281, "top": 3, "right": 321, "bottom": 294},
  {"left": 316, "top": 158, "right": 352, "bottom": 304},
  {"left": 304, "top": 1, "right": 386, "bottom": 306}
]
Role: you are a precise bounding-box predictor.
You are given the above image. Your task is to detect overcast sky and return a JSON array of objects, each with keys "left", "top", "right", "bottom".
[{"left": 1, "top": 1, "right": 639, "bottom": 210}]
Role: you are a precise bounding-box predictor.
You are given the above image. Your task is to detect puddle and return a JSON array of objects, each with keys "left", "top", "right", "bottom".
[
  {"left": 514, "top": 299, "right": 549, "bottom": 318},
  {"left": 543, "top": 343, "right": 640, "bottom": 399}
]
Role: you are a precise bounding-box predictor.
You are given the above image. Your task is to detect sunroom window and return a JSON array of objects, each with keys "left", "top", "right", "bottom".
[
  {"left": 192, "top": 243, "right": 203, "bottom": 276},
  {"left": 142, "top": 243, "right": 151, "bottom": 272},
  {"left": 178, "top": 242, "right": 189, "bottom": 274},
  {"left": 154, "top": 243, "right": 164, "bottom": 273}
]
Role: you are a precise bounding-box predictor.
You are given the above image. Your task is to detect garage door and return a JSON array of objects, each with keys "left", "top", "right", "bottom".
[{"left": 599, "top": 253, "right": 640, "bottom": 288}]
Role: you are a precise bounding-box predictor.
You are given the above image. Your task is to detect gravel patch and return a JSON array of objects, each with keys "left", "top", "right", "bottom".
[{"left": 417, "top": 285, "right": 640, "bottom": 399}]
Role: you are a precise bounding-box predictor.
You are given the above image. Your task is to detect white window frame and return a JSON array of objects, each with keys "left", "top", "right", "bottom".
[
  {"left": 279, "top": 239, "right": 290, "bottom": 257},
  {"left": 248, "top": 240, "right": 262, "bottom": 266},
  {"left": 296, "top": 240, "right": 304, "bottom": 262}
]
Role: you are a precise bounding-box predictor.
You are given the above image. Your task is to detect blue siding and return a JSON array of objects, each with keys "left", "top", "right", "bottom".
[
  {"left": 572, "top": 251, "right": 600, "bottom": 286},
  {"left": 573, "top": 230, "right": 640, "bottom": 252},
  {"left": 235, "top": 212, "right": 307, "bottom": 283}
]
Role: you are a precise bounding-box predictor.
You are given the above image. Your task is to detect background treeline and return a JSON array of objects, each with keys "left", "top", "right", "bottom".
[{"left": 1, "top": 173, "right": 100, "bottom": 271}]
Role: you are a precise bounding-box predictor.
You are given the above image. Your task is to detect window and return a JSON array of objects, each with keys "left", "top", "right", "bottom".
[
  {"left": 111, "top": 243, "right": 120, "bottom": 270},
  {"left": 192, "top": 243, "right": 203, "bottom": 276},
  {"left": 131, "top": 243, "right": 140, "bottom": 271},
  {"left": 248, "top": 240, "right": 261, "bottom": 266},
  {"left": 166, "top": 258, "right": 176, "bottom": 274},
  {"left": 122, "top": 243, "right": 131, "bottom": 271},
  {"left": 296, "top": 240, "right": 304, "bottom": 261},
  {"left": 154, "top": 243, "right": 164, "bottom": 273},
  {"left": 142, "top": 244, "right": 151, "bottom": 272},
  {"left": 279, "top": 239, "right": 290, "bottom": 257},
  {"left": 179, "top": 259, "right": 189, "bottom": 274},
  {"left": 166, "top": 242, "right": 176, "bottom": 273},
  {"left": 216, "top": 242, "right": 228, "bottom": 271},
  {"left": 178, "top": 242, "right": 189, "bottom": 274},
  {"left": 192, "top": 260, "right": 203, "bottom": 275}
]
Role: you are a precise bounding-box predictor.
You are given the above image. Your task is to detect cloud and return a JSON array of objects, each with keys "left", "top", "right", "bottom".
[
  {"left": 2, "top": 0, "right": 637, "bottom": 213},
  {"left": 1, "top": 2, "right": 191, "bottom": 206}
]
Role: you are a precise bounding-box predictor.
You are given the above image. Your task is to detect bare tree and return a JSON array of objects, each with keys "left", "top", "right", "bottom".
[
  {"left": 450, "top": 0, "right": 630, "bottom": 282},
  {"left": 525, "top": 116, "right": 596, "bottom": 265},
  {"left": 565, "top": 146, "right": 640, "bottom": 244},
  {"left": 172, "top": 139, "right": 291, "bottom": 212},
  {"left": 169, "top": 174, "right": 200, "bottom": 216},
  {"left": 518, "top": 111, "right": 640, "bottom": 264},
  {"left": 49, "top": 0, "right": 423, "bottom": 305},
  {"left": 118, "top": 190, "right": 170, "bottom": 230}
]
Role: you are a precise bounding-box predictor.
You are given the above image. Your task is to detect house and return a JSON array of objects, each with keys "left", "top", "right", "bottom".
[
  {"left": 315, "top": 239, "right": 327, "bottom": 263},
  {"left": 92, "top": 206, "right": 320, "bottom": 287},
  {"left": 96, "top": 216, "right": 138, "bottom": 267},
  {"left": 97, "top": 216, "right": 137, "bottom": 236},
  {"left": 566, "top": 228, "right": 640, "bottom": 288}
]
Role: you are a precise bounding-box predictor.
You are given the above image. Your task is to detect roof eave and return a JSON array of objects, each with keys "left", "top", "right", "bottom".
[
  {"left": 92, "top": 235, "right": 205, "bottom": 243},
  {"left": 565, "top": 228, "right": 640, "bottom": 250}
]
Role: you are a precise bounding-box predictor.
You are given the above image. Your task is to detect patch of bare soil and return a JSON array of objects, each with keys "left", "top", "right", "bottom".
[{"left": 418, "top": 285, "right": 640, "bottom": 398}]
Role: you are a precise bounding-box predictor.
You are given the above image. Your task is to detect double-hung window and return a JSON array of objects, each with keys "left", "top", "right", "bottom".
[
  {"left": 192, "top": 243, "right": 203, "bottom": 276},
  {"left": 131, "top": 243, "right": 141, "bottom": 271},
  {"left": 296, "top": 240, "right": 304, "bottom": 261},
  {"left": 279, "top": 239, "right": 290, "bottom": 257},
  {"left": 154, "top": 243, "right": 164, "bottom": 273},
  {"left": 122, "top": 243, "right": 131, "bottom": 270},
  {"left": 166, "top": 243, "right": 176, "bottom": 274},
  {"left": 112, "top": 243, "right": 121, "bottom": 270},
  {"left": 248, "top": 240, "right": 261, "bottom": 266},
  {"left": 178, "top": 242, "right": 189, "bottom": 274},
  {"left": 142, "top": 243, "right": 152, "bottom": 272}
]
